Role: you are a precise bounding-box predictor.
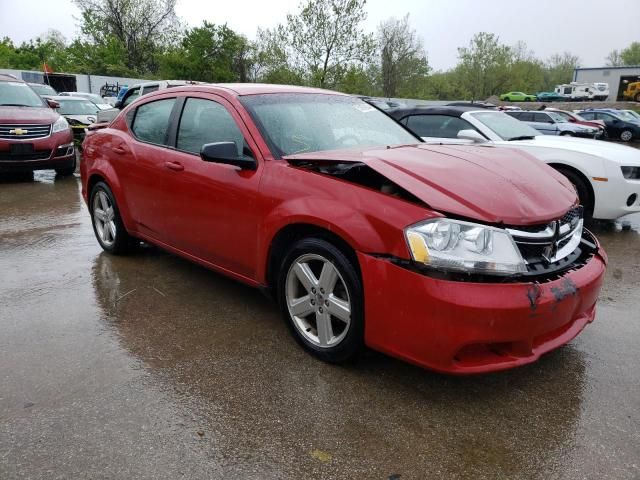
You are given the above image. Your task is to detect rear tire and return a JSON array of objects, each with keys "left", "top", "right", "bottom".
[
  {"left": 560, "top": 131, "right": 574, "bottom": 136},
  {"left": 555, "top": 168, "right": 593, "bottom": 222},
  {"left": 277, "top": 237, "right": 364, "bottom": 364},
  {"left": 89, "top": 181, "right": 138, "bottom": 254}
]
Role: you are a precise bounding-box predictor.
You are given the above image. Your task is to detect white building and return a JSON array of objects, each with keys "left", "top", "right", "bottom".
[{"left": 573, "top": 66, "right": 640, "bottom": 101}]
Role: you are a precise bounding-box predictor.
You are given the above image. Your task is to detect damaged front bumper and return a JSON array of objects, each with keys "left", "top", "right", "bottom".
[{"left": 358, "top": 239, "right": 607, "bottom": 374}]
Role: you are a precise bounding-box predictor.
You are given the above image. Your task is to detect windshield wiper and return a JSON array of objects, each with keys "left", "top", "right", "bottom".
[{"left": 507, "top": 135, "right": 536, "bottom": 141}]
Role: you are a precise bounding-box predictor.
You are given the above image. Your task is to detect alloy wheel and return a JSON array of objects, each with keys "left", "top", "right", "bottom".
[
  {"left": 285, "top": 253, "right": 351, "bottom": 348},
  {"left": 621, "top": 130, "right": 633, "bottom": 142},
  {"left": 92, "top": 190, "right": 117, "bottom": 247}
]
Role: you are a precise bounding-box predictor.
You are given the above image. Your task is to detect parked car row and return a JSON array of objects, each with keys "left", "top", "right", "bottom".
[
  {"left": 387, "top": 104, "right": 640, "bottom": 222},
  {"left": 5, "top": 78, "right": 638, "bottom": 375},
  {"left": 501, "top": 82, "right": 611, "bottom": 102}
]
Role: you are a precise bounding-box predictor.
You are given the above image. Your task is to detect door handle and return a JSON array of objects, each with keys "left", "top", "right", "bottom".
[
  {"left": 164, "top": 161, "right": 184, "bottom": 171},
  {"left": 112, "top": 145, "right": 128, "bottom": 154}
]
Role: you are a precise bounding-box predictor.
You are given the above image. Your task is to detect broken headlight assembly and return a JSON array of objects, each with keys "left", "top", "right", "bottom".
[{"left": 405, "top": 219, "right": 527, "bottom": 275}]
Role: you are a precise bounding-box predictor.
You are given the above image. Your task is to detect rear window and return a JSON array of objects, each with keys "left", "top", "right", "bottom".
[{"left": 0, "top": 81, "right": 45, "bottom": 107}]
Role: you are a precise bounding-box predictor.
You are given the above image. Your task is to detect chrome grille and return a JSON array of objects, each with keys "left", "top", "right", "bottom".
[
  {"left": 0, "top": 124, "right": 51, "bottom": 140},
  {"left": 506, "top": 206, "right": 584, "bottom": 265}
]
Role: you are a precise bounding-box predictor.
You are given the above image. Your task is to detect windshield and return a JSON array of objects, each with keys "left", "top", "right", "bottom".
[
  {"left": 30, "top": 84, "right": 57, "bottom": 96},
  {"left": 470, "top": 111, "right": 540, "bottom": 140},
  {"left": 0, "top": 81, "right": 46, "bottom": 107},
  {"left": 240, "top": 94, "right": 419, "bottom": 157},
  {"left": 617, "top": 110, "right": 638, "bottom": 121},
  {"left": 57, "top": 99, "right": 99, "bottom": 115}
]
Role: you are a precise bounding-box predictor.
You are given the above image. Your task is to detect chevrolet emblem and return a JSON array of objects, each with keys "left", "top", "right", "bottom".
[{"left": 10, "top": 128, "right": 28, "bottom": 135}]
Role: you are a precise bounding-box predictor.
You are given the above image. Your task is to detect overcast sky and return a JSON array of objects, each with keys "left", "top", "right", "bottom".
[{"left": 1, "top": 0, "right": 638, "bottom": 71}]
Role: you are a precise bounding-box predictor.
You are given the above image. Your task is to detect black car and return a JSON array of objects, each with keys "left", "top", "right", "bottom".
[{"left": 578, "top": 109, "right": 640, "bottom": 142}]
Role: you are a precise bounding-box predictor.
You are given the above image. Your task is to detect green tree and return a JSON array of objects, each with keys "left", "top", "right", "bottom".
[
  {"left": 276, "top": 0, "right": 375, "bottom": 88},
  {"left": 620, "top": 42, "right": 640, "bottom": 65},
  {"left": 159, "top": 22, "right": 248, "bottom": 82},
  {"left": 456, "top": 32, "right": 512, "bottom": 99},
  {"left": 377, "top": 14, "right": 429, "bottom": 98},
  {"left": 73, "top": 0, "right": 180, "bottom": 75},
  {"left": 544, "top": 52, "right": 581, "bottom": 89},
  {"left": 250, "top": 28, "right": 305, "bottom": 84},
  {"left": 606, "top": 49, "right": 623, "bottom": 67}
]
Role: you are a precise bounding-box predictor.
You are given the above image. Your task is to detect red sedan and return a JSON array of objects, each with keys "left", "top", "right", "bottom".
[
  {"left": 81, "top": 84, "right": 607, "bottom": 374},
  {"left": 547, "top": 108, "right": 607, "bottom": 136}
]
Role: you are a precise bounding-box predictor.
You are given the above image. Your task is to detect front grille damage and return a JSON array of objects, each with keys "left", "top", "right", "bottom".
[{"left": 392, "top": 206, "right": 598, "bottom": 283}]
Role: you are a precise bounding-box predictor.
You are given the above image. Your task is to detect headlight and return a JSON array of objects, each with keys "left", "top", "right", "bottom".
[
  {"left": 405, "top": 219, "right": 527, "bottom": 275},
  {"left": 51, "top": 116, "right": 69, "bottom": 133},
  {"left": 621, "top": 166, "right": 640, "bottom": 180}
]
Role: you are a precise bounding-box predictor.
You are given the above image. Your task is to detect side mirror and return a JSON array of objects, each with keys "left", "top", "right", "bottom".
[
  {"left": 457, "top": 129, "right": 487, "bottom": 143},
  {"left": 114, "top": 100, "right": 123, "bottom": 109},
  {"left": 569, "top": 118, "right": 576, "bottom": 122},
  {"left": 200, "top": 142, "right": 257, "bottom": 170},
  {"left": 46, "top": 98, "right": 60, "bottom": 109}
]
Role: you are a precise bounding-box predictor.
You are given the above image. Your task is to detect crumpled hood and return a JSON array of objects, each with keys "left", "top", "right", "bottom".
[
  {"left": 0, "top": 106, "right": 59, "bottom": 124},
  {"left": 285, "top": 144, "right": 577, "bottom": 226}
]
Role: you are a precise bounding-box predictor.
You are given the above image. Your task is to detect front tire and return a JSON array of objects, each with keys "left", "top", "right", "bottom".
[
  {"left": 620, "top": 129, "right": 633, "bottom": 142},
  {"left": 277, "top": 237, "right": 364, "bottom": 363},
  {"left": 555, "top": 168, "right": 593, "bottom": 222},
  {"left": 89, "top": 181, "right": 138, "bottom": 254},
  {"left": 560, "top": 131, "right": 574, "bottom": 137}
]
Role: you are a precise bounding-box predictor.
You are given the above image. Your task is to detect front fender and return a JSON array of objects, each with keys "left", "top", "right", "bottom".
[{"left": 255, "top": 192, "right": 430, "bottom": 284}]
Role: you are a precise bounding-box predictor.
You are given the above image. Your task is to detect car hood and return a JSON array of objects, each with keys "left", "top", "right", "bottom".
[
  {"left": 0, "top": 106, "right": 59, "bottom": 124},
  {"left": 64, "top": 114, "right": 96, "bottom": 124},
  {"left": 285, "top": 144, "right": 576, "bottom": 226},
  {"left": 513, "top": 135, "right": 640, "bottom": 165}
]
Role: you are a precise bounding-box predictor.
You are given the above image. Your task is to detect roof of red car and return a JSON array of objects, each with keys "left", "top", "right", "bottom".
[{"left": 190, "top": 83, "right": 348, "bottom": 96}]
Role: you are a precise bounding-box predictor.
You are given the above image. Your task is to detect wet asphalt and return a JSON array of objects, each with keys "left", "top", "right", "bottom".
[{"left": 0, "top": 168, "right": 639, "bottom": 480}]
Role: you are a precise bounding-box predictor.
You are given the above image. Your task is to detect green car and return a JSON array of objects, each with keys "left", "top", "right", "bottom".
[
  {"left": 499, "top": 91, "right": 537, "bottom": 102},
  {"left": 536, "top": 91, "right": 564, "bottom": 102}
]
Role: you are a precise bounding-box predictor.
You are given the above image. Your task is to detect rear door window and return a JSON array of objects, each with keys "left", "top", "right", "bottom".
[
  {"left": 131, "top": 98, "right": 176, "bottom": 145},
  {"left": 176, "top": 98, "right": 245, "bottom": 155},
  {"left": 533, "top": 113, "right": 550, "bottom": 123},
  {"left": 516, "top": 112, "right": 534, "bottom": 122}
]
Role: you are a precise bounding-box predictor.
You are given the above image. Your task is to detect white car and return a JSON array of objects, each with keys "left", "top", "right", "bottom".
[
  {"left": 51, "top": 96, "right": 100, "bottom": 128},
  {"left": 389, "top": 106, "right": 640, "bottom": 221},
  {"left": 58, "top": 92, "right": 112, "bottom": 110}
]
